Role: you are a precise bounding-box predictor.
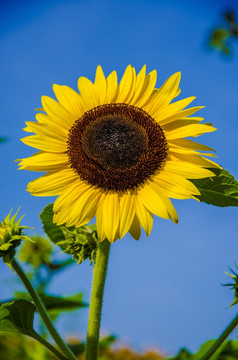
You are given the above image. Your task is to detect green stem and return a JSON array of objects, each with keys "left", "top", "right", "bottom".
[
  {"left": 86, "top": 239, "right": 111, "bottom": 360},
  {"left": 12, "top": 259, "right": 77, "bottom": 360},
  {"left": 201, "top": 313, "right": 238, "bottom": 360},
  {"left": 32, "top": 331, "right": 68, "bottom": 360}
]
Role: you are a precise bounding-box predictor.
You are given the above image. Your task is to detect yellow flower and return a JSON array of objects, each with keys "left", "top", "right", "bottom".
[{"left": 18, "top": 65, "right": 220, "bottom": 243}]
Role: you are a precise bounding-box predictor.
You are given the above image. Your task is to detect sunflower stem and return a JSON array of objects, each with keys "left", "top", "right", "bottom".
[
  {"left": 31, "top": 331, "right": 68, "bottom": 360},
  {"left": 12, "top": 259, "right": 77, "bottom": 360},
  {"left": 86, "top": 239, "right": 111, "bottom": 360},
  {"left": 200, "top": 312, "right": 238, "bottom": 360}
]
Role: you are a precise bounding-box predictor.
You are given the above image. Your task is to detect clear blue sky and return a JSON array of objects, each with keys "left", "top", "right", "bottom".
[{"left": 0, "top": 0, "right": 238, "bottom": 356}]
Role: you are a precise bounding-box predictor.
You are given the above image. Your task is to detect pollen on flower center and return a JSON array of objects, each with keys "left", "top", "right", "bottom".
[
  {"left": 67, "top": 103, "right": 168, "bottom": 191},
  {"left": 82, "top": 115, "right": 148, "bottom": 171}
]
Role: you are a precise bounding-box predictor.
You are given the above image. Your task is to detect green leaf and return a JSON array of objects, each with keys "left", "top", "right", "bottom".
[
  {"left": 68, "top": 342, "right": 85, "bottom": 356},
  {"left": 40, "top": 293, "right": 88, "bottom": 313},
  {"left": 167, "top": 348, "right": 193, "bottom": 360},
  {"left": 0, "top": 299, "right": 36, "bottom": 337},
  {"left": 40, "top": 204, "right": 65, "bottom": 247},
  {"left": 15, "top": 291, "right": 87, "bottom": 314},
  {"left": 99, "top": 335, "right": 117, "bottom": 350},
  {"left": 191, "top": 169, "right": 238, "bottom": 207}
]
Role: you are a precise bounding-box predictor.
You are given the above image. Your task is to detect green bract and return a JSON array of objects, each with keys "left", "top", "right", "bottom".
[
  {"left": 58, "top": 225, "right": 98, "bottom": 264},
  {"left": 40, "top": 204, "right": 98, "bottom": 264},
  {"left": 0, "top": 208, "right": 33, "bottom": 268}
]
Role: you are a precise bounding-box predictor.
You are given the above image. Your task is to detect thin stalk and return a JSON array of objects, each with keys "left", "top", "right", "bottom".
[
  {"left": 201, "top": 313, "right": 238, "bottom": 360},
  {"left": 12, "top": 259, "right": 77, "bottom": 360},
  {"left": 85, "top": 239, "right": 111, "bottom": 360},
  {"left": 32, "top": 332, "right": 68, "bottom": 360}
]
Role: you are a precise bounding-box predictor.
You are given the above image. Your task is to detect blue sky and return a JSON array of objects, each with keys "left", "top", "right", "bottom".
[{"left": 0, "top": 0, "right": 238, "bottom": 356}]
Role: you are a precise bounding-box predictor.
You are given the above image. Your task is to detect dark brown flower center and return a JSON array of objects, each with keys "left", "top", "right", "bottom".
[
  {"left": 82, "top": 115, "right": 148, "bottom": 171},
  {"left": 67, "top": 103, "right": 168, "bottom": 191}
]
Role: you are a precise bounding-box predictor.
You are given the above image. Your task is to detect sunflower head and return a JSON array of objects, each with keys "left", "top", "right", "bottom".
[
  {"left": 18, "top": 65, "right": 220, "bottom": 243},
  {"left": 0, "top": 208, "right": 33, "bottom": 268}
]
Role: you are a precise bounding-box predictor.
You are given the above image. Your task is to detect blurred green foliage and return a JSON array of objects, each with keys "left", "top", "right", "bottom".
[
  {"left": 209, "top": 10, "right": 238, "bottom": 55},
  {"left": 1, "top": 331, "right": 238, "bottom": 360},
  {"left": 0, "top": 331, "right": 165, "bottom": 360},
  {"left": 18, "top": 235, "right": 53, "bottom": 269}
]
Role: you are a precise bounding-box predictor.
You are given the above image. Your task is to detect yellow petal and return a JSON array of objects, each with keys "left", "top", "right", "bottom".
[
  {"left": 157, "top": 106, "right": 204, "bottom": 125},
  {"left": 100, "top": 192, "right": 120, "bottom": 243},
  {"left": 21, "top": 135, "right": 67, "bottom": 153},
  {"left": 125, "top": 67, "right": 137, "bottom": 103},
  {"left": 171, "top": 153, "right": 221, "bottom": 169},
  {"left": 64, "top": 187, "right": 102, "bottom": 227},
  {"left": 54, "top": 180, "right": 90, "bottom": 213},
  {"left": 168, "top": 146, "right": 216, "bottom": 157},
  {"left": 164, "top": 160, "right": 216, "bottom": 178},
  {"left": 168, "top": 139, "right": 215, "bottom": 152},
  {"left": 152, "top": 96, "right": 196, "bottom": 119},
  {"left": 135, "top": 196, "right": 153, "bottom": 237},
  {"left": 130, "top": 65, "right": 146, "bottom": 104},
  {"left": 41, "top": 96, "right": 74, "bottom": 128},
  {"left": 77, "top": 76, "right": 99, "bottom": 110},
  {"left": 165, "top": 124, "right": 216, "bottom": 140},
  {"left": 27, "top": 168, "right": 78, "bottom": 196},
  {"left": 23, "top": 126, "right": 34, "bottom": 133},
  {"left": 94, "top": 65, "right": 107, "bottom": 104},
  {"left": 139, "top": 182, "right": 178, "bottom": 223},
  {"left": 17, "top": 151, "right": 68, "bottom": 171},
  {"left": 146, "top": 72, "right": 181, "bottom": 113},
  {"left": 96, "top": 196, "right": 107, "bottom": 242},
  {"left": 153, "top": 172, "right": 200, "bottom": 199},
  {"left": 116, "top": 65, "right": 135, "bottom": 103},
  {"left": 118, "top": 192, "right": 135, "bottom": 239},
  {"left": 24, "top": 121, "right": 67, "bottom": 142},
  {"left": 129, "top": 213, "right": 141, "bottom": 240},
  {"left": 135, "top": 70, "right": 157, "bottom": 108},
  {"left": 53, "top": 84, "right": 84, "bottom": 119},
  {"left": 105, "top": 70, "right": 118, "bottom": 103},
  {"left": 35, "top": 113, "right": 69, "bottom": 132},
  {"left": 162, "top": 118, "right": 202, "bottom": 132}
]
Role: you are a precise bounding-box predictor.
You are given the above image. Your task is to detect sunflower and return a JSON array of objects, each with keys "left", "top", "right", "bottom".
[{"left": 18, "top": 65, "right": 220, "bottom": 243}]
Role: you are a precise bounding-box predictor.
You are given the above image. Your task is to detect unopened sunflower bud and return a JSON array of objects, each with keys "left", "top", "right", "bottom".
[
  {"left": 58, "top": 225, "right": 97, "bottom": 264},
  {"left": 0, "top": 208, "right": 33, "bottom": 268},
  {"left": 224, "top": 263, "right": 238, "bottom": 307}
]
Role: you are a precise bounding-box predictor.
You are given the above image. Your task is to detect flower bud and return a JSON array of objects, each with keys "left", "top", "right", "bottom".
[
  {"left": 224, "top": 263, "right": 238, "bottom": 307},
  {"left": 58, "top": 225, "right": 97, "bottom": 264},
  {"left": 0, "top": 208, "right": 33, "bottom": 268}
]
